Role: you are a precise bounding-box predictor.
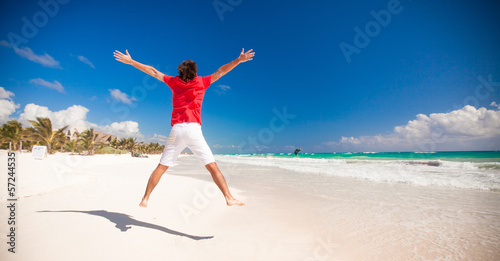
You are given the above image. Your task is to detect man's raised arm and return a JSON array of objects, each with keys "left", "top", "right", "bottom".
[
  {"left": 114, "top": 49, "right": 165, "bottom": 81},
  {"left": 211, "top": 48, "right": 255, "bottom": 84}
]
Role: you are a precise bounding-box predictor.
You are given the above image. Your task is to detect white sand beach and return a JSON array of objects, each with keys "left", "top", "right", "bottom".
[{"left": 1, "top": 150, "right": 499, "bottom": 260}]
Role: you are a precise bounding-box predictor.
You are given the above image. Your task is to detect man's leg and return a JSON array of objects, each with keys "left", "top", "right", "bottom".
[
  {"left": 141, "top": 124, "right": 184, "bottom": 207},
  {"left": 139, "top": 163, "right": 169, "bottom": 207},
  {"left": 205, "top": 162, "right": 245, "bottom": 206},
  {"left": 185, "top": 123, "right": 244, "bottom": 206}
]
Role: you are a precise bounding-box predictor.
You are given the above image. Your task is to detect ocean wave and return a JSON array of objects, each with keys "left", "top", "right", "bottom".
[
  {"left": 402, "top": 160, "right": 442, "bottom": 167},
  {"left": 215, "top": 155, "right": 500, "bottom": 191},
  {"left": 439, "top": 160, "right": 479, "bottom": 170},
  {"left": 477, "top": 162, "right": 500, "bottom": 170}
]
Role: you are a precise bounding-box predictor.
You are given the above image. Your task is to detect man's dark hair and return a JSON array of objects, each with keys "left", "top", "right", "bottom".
[{"left": 177, "top": 60, "right": 197, "bottom": 82}]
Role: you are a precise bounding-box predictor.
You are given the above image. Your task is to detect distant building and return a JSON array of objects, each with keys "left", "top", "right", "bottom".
[
  {"left": 65, "top": 127, "right": 117, "bottom": 144},
  {"left": 66, "top": 128, "right": 80, "bottom": 140},
  {"left": 94, "top": 131, "right": 117, "bottom": 144}
]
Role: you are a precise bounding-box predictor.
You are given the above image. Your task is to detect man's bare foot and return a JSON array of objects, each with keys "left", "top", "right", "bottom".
[
  {"left": 139, "top": 199, "right": 148, "bottom": 207},
  {"left": 226, "top": 198, "right": 245, "bottom": 206}
]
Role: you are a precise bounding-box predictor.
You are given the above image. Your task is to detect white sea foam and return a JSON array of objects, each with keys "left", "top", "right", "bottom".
[{"left": 215, "top": 155, "right": 500, "bottom": 191}]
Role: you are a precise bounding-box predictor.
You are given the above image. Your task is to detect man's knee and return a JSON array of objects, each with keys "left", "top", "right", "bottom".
[
  {"left": 205, "top": 161, "right": 217, "bottom": 171},
  {"left": 157, "top": 163, "right": 169, "bottom": 173}
]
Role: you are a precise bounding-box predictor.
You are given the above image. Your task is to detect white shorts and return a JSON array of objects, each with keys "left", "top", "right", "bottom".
[{"left": 159, "top": 123, "right": 215, "bottom": 167}]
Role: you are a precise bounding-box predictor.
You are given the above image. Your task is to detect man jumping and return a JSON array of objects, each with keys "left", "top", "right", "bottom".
[{"left": 114, "top": 48, "right": 255, "bottom": 207}]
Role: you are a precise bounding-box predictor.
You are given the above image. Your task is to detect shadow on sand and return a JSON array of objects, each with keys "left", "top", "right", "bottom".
[{"left": 38, "top": 210, "right": 213, "bottom": 241}]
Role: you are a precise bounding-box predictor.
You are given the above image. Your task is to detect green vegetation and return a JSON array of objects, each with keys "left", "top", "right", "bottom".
[
  {"left": 95, "top": 146, "right": 129, "bottom": 154},
  {"left": 0, "top": 117, "right": 164, "bottom": 155}
]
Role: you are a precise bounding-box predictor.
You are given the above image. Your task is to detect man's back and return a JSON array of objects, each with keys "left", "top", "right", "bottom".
[{"left": 163, "top": 75, "right": 212, "bottom": 126}]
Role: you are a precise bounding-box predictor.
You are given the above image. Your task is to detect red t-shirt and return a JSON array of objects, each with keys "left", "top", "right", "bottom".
[{"left": 163, "top": 75, "right": 212, "bottom": 126}]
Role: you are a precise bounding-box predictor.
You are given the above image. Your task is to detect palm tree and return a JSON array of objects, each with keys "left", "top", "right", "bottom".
[
  {"left": 147, "top": 142, "right": 162, "bottom": 154},
  {"left": 79, "top": 128, "right": 100, "bottom": 155},
  {"left": 0, "top": 120, "right": 23, "bottom": 150},
  {"left": 155, "top": 142, "right": 163, "bottom": 154},
  {"left": 78, "top": 138, "right": 92, "bottom": 154},
  {"left": 65, "top": 139, "right": 79, "bottom": 154},
  {"left": 54, "top": 131, "right": 68, "bottom": 152},
  {"left": 21, "top": 117, "right": 68, "bottom": 154},
  {"left": 125, "top": 137, "right": 137, "bottom": 153},
  {"left": 109, "top": 138, "right": 118, "bottom": 149},
  {"left": 117, "top": 138, "right": 128, "bottom": 150},
  {"left": 136, "top": 142, "right": 145, "bottom": 154}
]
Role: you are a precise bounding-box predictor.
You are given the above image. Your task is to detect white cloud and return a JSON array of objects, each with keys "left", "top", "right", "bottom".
[
  {"left": 92, "top": 121, "right": 144, "bottom": 140},
  {"left": 19, "top": 104, "right": 90, "bottom": 130},
  {"left": 0, "top": 87, "right": 19, "bottom": 124},
  {"left": 17, "top": 103, "right": 147, "bottom": 141},
  {"left": 0, "top": 86, "right": 15, "bottom": 99},
  {"left": 109, "top": 89, "right": 136, "bottom": 104},
  {"left": 146, "top": 133, "right": 168, "bottom": 144},
  {"left": 29, "top": 78, "right": 65, "bottom": 93},
  {"left": 491, "top": 101, "right": 500, "bottom": 109},
  {"left": 78, "top": 55, "right": 95, "bottom": 69},
  {"left": 0, "top": 41, "right": 60, "bottom": 68},
  {"left": 0, "top": 100, "right": 19, "bottom": 124},
  {"left": 0, "top": 87, "right": 20, "bottom": 124},
  {"left": 5, "top": 89, "right": 148, "bottom": 141},
  {"left": 212, "top": 144, "right": 239, "bottom": 149},
  {"left": 326, "top": 105, "right": 500, "bottom": 152},
  {"left": 215, "top": 85, "right": 231, "bottom": 95}
]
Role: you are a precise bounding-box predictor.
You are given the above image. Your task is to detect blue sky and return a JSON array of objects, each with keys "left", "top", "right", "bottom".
[{"left": 1, "top": 0, "right": 500, "bottom": 153}]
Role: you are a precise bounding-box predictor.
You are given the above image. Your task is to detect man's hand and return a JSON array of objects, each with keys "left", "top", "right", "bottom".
[
  {"left": 236, "top": 48, "right": 255, "bottom": 63},
  {"left": 113, "top": 49, "right": 165, "bottom": 81},
  {"left": 114, "top": 49, "right": 133, "bottom": 64},
  {"left": 211, "top": 48, "right": 255, "bottom": 83}
]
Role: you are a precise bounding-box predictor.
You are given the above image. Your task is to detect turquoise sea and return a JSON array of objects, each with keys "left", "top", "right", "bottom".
[
  {"left": 243, "top": 151, "right": 500, "bottom": 163},
  {"left": 216, "top": 151, "right": 500, "bottom": 190}
]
